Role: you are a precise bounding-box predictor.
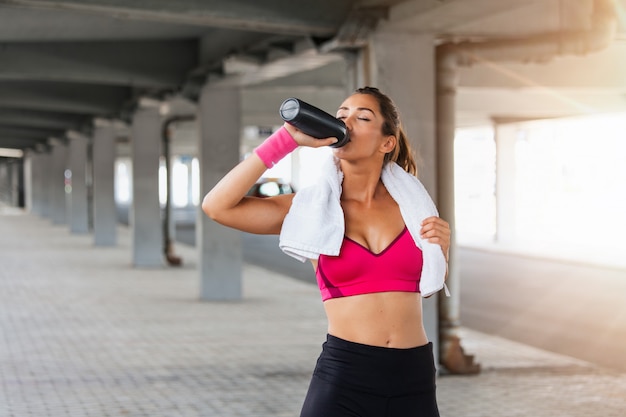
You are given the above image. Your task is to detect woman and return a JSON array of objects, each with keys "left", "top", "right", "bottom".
[{"left": 203, "top": 86, "right": 450, "bottom": 417}]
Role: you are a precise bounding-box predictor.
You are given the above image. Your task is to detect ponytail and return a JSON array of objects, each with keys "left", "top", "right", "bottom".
[{"left": 385, "top": 126, "right": 417, "bottom": 176}]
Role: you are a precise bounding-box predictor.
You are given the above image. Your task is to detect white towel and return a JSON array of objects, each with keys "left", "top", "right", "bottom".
[{"left": 279, "top": 156, "right": 448, "bottom": 298}]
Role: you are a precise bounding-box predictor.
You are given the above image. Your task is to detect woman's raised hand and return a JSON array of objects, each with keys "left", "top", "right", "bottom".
[
  {"left": 283, "top": 122, "right": 339, "bottom": 148},
  {"left": 420, "top": 216, "right": 451, "bottom": 262}
]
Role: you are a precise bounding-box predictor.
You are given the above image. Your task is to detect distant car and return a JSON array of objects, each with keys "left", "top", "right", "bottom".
[{"left": 247, "top": 178, "right": 295, "bottom": 198}]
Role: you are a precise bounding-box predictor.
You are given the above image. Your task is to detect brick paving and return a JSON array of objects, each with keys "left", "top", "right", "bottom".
[{"left": 1, "top": 205, "right": 625, "bottom": 417}]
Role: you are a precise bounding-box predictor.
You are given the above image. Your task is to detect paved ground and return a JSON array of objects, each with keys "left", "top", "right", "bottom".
[
  {"left": 459, "top": 248, "right": 626, "bottom": 373},
  {"left": 2, "top": 205, "right": 626, "bottom": 417}
]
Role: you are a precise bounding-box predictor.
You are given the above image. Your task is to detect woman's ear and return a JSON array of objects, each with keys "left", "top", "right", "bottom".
[{"left": 381, "top": 135, "right": 397, "bottom": 154}]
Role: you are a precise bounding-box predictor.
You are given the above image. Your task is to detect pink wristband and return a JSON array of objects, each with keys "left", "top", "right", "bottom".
[{"left": 254, "top": 126, "right": 298, "bottom": 168}]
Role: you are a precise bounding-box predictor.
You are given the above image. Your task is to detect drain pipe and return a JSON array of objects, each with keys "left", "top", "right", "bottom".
[
  {"left": 162, "top": 115, "right": 196, "bottom": 266},
  {"left": 436, "top": 0, "right": 616, "bottom": 374}
]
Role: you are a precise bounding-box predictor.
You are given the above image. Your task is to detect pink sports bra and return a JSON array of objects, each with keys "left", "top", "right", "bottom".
[{"left": 315, "top": 226, "right": 423, "bottom": 301}]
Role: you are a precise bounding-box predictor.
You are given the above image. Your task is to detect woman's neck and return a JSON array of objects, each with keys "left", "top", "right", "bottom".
[{"left": 340, "top": 160, "right": 385, "bottom": 204}]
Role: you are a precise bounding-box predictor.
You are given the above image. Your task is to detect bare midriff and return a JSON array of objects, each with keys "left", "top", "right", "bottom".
[{"left": 322, "top": 291, "right": 428, "bottom": 349}]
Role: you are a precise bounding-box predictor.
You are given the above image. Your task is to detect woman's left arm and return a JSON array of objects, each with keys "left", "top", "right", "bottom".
[{"left": 420, "top": 216, "right": 450, "bottom": 262}]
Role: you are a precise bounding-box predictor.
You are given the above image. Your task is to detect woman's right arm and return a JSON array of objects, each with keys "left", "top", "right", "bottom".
[{"left": 201, "top": 123, "right": 337, "bottom": 235}]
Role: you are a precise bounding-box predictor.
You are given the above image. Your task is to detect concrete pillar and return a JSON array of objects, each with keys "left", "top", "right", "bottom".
[
  {"left": 27, "top": 151, "right": 38, "bottom": 215},
  {"left": 36, "top": 151, "right": 52, "bottom": 218},
  {"left": 92, "top": 123, "right": 118, "bottom": 246},
  {"left": 0, "top": 161, "right": 8, "bottom": 203},
  {"left": 197, "top": 84, "right": 242, "bottom": 301},
  {"left": 185, "top": 157, "right": 194, "bottom": 207},
  {"left": 495, "top": 123, "right": 517, "bottom": 245},
  {"left": 67, "top": 133, "right": 89, "bottom": 234},
  {"left": 435, "top": 47, "right": 480, "bottom": 374},
  {"left": 1, "top": 160, "right": 13, "bottom": 204},
  {"left": 49, "top": 140, "right": 68, "bottom": 225},
  {"left": 23, "top": 151, "right": 33, "bottom": 212},
  {"left": 366, "top": 32, "right": 438, "bottom": 193},
  {"left": 130, "top": 106, "right": 164, "bottom": 267},
  {"left": 436, "top": 50, "right": 461, "bottom": 367},
  {"left": 10, "top": 159, "right": 23, "bottom": 207},
  {"left": 362, "top": 31, "right": 440, "bottom": 360}
]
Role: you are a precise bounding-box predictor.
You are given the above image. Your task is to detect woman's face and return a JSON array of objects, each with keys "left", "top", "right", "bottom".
[{"left": 335, "top": 93, "right": 392, "bottom": 159}]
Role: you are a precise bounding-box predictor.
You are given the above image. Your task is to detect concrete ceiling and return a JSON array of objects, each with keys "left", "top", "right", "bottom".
[{"left": 0, "top": 0, "right": 625, "bottom": 151}]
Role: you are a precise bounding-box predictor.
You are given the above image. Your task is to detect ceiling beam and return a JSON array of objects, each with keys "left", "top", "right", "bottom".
[
  {"left": 0, "top": 109, "right": 89, "bottom": 130},
  {"left": 0, "top": 137, "right": 48, "bottom": 149},
  {"left": 0, "top": 0, "right": 354, "bottom": 36},
  {"left": 0, "top": 81, "right": 131, "bottom": 114},
  {"left": 456, "top": 87, "right": 626, "bottom": 127},
  {"left": 0, "top": 125, "right": 62, "bottom": 140},
  {"left": 0, "top": 40, "right": 197, "bottom": 88},
  {"left": 0, "top": 125, "right": 64, "bottom": 149},
  {"left": 457, "top": 41, "right": 626, "bottom": 90},
  {"left": 213, "top": 49, "right": 345, "bottom": 88}
]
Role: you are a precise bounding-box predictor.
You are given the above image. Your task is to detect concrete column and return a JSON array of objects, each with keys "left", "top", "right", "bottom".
[
  {"left": 185, "top": 157, "right": 194, "bottom": 207},
  {"left": 366, "top": 32, "right": 438, "bottom": 193},
  {"left": 362, "top": 31, "right": 440, "bottom": 360},
  {"left": 37, "top": 151, "right": 52, "bottom": 218},
  {"left": 495, "top": 124, "right": 517, "bottom": 245},
  {"left": 67, "top": 133, "right": 89, "bottom": 234},
  {"left": 49, "top": 140, "right": 68, "bottom": 225},
  {"left": 0, "top": 161, "right": 8, "bottom": 203},
  {"left": 92, "top": 123, "right": 118, "bottom": 246},
  {"left": 23, "top": 151, "right": 33, "bottom": 212},
  {"left": 435, "top": 47, "right": 480, "bottom": 374},
  {"left": 28, "top": 151, "right": 39, "bottom": 215},
  {"left": 44, "top": 153, "right": 54, "bottom": 218},
  {"left": 197, "top": 85, "right": 242, "bottom": 301},
  {"left": 0, "top": 160, "right": 12, "bottom": 204},
  {"left": 343, "top": 51, "right": 361, "bottom": 94},
  {"left": 11, "top": 159, "right": 23, "bottom": 207},
  {"left": 436, "top": 50, "right": 461, "bottom": 367},
  {"left": 130, "top": 106, "right": 164, "bottom": 267}
]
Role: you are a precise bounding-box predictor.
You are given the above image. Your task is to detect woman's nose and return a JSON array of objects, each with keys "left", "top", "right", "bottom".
[{"left": 343, "top": 114, "right": 355, "bottom": 129}]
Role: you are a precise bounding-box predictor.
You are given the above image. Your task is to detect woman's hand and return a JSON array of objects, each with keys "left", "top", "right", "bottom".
[
  {"left": 283, "top": 122, "right": 339, "bottom": 148},
  {"left": 420, "top": 216, "right": 451, "bottom": 262}
]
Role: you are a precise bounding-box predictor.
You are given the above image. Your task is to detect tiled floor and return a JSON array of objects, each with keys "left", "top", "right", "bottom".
[{"left": 1, "top": 208, "right": 625, "bottom": 417}]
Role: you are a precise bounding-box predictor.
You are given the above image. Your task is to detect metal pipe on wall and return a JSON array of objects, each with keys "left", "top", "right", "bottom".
[{"left": 162, "top": 115, "right": 196, "bottom": 266}]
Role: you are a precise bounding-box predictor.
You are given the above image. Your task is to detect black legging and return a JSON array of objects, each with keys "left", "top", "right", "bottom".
[{"left": 300, "top": 334, "right": 440, "bottom": 417}]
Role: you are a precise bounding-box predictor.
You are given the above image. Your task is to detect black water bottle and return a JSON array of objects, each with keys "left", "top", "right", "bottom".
[{"left": 279, "top": 98, "right": 350, "bottom": 148}]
